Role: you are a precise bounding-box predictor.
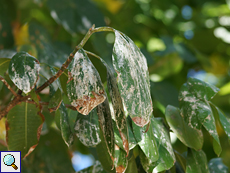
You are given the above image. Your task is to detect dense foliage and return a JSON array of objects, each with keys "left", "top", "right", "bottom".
[{"left": 0, "top": 0, "right": 230, "bottom": 172}]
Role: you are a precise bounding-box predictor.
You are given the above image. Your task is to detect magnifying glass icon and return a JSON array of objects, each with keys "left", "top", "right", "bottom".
[{"left": 3, "top": 154, "right": 18, "bottom": 170}]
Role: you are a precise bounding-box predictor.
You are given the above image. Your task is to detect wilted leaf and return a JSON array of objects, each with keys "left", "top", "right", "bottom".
[
  {"left": 6, "top": 102, "right": 44, "bottom": 158},
  {"left": 112, "top": 30, "right": 153, "bottom": 127},
  {"left": 114, "top": 145, "right": 128, "bottom": 173},
  {"left": 100, "top": 58, "right": 129, "bottom": 156},
  {"left": 208, "top": 158, "right": 228, "bottom": 173},
  {"left": 186, "top": 148, "right": 209, "bottom": 173},
  {"left": 8, "top": 51, "right": 40, "bottom": 94},
  {"left": 58, "top": 102, "right": 74, "bottom": 146},
  {"left": 97, "top": 97, "right": 115, "bottom": 162},
  {"left": 48, "top": 88, "right": 62, "bottom": 112},
  {"left": 151, "top": 117, "right": 176, "bottom": 172},
  {"left": 74, "top": 108, "right": 101, "bottom": 147},
  {"left": 77, "top": 160, "right": 107, "bottom": 173},
  {"left": 165, "top": 105, "right": 203, "bottom": 150},
  {"left": 67, "top": 49, "right": 105, "bottom": 115},
  {"left": 132, "top": 120, "right": 159, "bottom": 164}
]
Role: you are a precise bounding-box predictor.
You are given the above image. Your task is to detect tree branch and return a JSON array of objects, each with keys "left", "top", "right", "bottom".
[{"left": 0, "top": 76, "right": 17, "bottom": 97}]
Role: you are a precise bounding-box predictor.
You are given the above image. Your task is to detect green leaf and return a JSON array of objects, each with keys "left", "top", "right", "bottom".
[
  {"left": 186, "top": 148, "right": 209, "bottom": 173},
  {"left": 114, "top": 145, "right": 128, "bottom": 173},
  {"left": 151, "top": 117, "right": 176, "bottom": 172},
  {"left": 97, "top": 97, "right": 115, "bottom": 162},
  {"left": 74, "top": 108, "right": 101, "bottom": 147},
  {"left": 113, "top": 30, "right": 153, "bottom": 127},
  {"left": 29, "top": 89, "right": 40, "bottom": 105},
  {"left": 77, "top": 160, "right": 107, "bottom": 173},
  {"left": 132, "top": 119, "right": 159, "bottom": 164},
  {"left": 8, "top": 51, "right": 40, "bottom": 94},
  {"left": 165, "top": 105, "right": 203, "bottom": 150},
  {"left": 0, "top": 58, "right": 10, "bottom": 76},
  {"left": 208, "top": 158, "right": 229, "bottom": 173},
  {"left": 46, "top": 0, "right": 105, "bottom": 34},
  {"left": 101, "top": 58, "right": 129, "bottom": 156},
  {"left": 125, "top": 154, "right": 138, "bottom": 173},
  {"left": 59, "top": 102, "right": 74, "bottom": 146},
  {"left": 139, "top": 148, "right": 155, "bottom": 172},
  {"left": 67, "top": 49, "right": 106, "bottom": 115},
  {"left": 48, "top": 88, "right": 62, "bottom": 112},
  {"left": 6, "top": 102, "right": 44, "bottom": 158}
]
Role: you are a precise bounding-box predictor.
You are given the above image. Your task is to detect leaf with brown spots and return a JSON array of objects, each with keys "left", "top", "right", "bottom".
[
  {"left": 67, "top": 49, "right": 106, "bottom": 115},
  {"left": 114, "top": 144, "right": 128, "bottom": 173},
  {"left": 6, "top": 102, "right": 44, "bottom": 158}
]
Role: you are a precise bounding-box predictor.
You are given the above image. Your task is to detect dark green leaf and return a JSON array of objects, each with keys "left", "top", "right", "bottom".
[
  {"left": 132, "top": 119, "right": 159, "bottom": 164},
  {"left": 48, "top": 88, "right": 62, "bottom": 112},
  {"left": 77, "top": 160, "right": 107, "bottom": 173},
  {"left": 125, "top": 154, "right": 138, "bottom": 173},
  {"left": 0, "top": 58, "right": 10, "bottom": 76},
  {"left": 113, "top": 30, "right": 153, "bottom": 127},
  {"left": 67, "top": 49, "right": 105, "bottom": 115},
  {"left": 74, "top": 108, "right": 101, "bottom": 147},
  {"left": 97, "top": 97, "right": 115, "bottom": 162},
  {"left": 151, "top": 117, "right": 176, "bottom": 172},
  {"left": 29, "top": 89, "right": 40, "bottom": 104},
  {"left": 8, "top": 51, "right": 40, "bottom": 94},
  {"left": 186, "top": 148, "right": 209, "bottom": 173},
  {"left": 208, "top": 158, "right": 228, "bottom": 173},
  {"left": 46, "top": 0, "right": 105, "bottom": 34},
  {"left": 6, "top": 102, "right": 44, "bottom": 158},
  {"left": 165, "top": 105, "right": 203, "bottom": 150},
  {"left": 59, "top": 102, "right": 74, "bottom": 146},
  {"left": 114, "top": 145, "right": 128, "bottom": 173}
]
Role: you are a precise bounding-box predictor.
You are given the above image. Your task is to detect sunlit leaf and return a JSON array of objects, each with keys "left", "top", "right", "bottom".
[
  {"left": 8, "top": 51, "right": 40, "bottom": 94},
  {"left": 48, "top": 88, "right": 62, "bottom": 112},
  {"left": 6, "top": 102, "right": 44, "bottom": 158},
  {"left": 74, "top": 108, "right": 101, "bottom": 147},
  {"left": 165, "top": 105, "right": 203, "bottom": 150},
  {"left": 151, "top": 117, "right": 176, "bottom": 172},
  {"left": 67, "top": 49, "right": 106, "bottom": 115},
  {"left": 208, "top": 158, "right": 228, "bottom": 173},
  {"left": 186, "top": 148, "right": 209, "bottom": 173},
  {"left": 114, "top": 145, "right": 128, "bottom": 173},
  {"left": 112, "top": 30, "right": 153, "bottom": 127},
  {"left": 77, "top": 160, "right": 107, "bottom": 173}
]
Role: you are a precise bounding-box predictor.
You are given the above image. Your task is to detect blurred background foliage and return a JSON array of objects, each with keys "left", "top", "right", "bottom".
[{"left": 1, "top": 0, "right": 230, "bottom": 171}]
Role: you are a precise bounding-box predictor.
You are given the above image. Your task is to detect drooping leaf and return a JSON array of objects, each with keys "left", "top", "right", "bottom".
[
  {"left": 59, "top": 102, "right": 74, "bottom": 146},
  {"left": 97, "top": 97, "right": 115, "bottom": 162},
  {"left": 46, "top": 0, "right": 105, "bottom": 34},
  {"left": 124, "top": 154, "right": 138, "bottom": 173},
  {"left": 48, "top": 88, "right": 62, "bottom": 112},
  {"left": 6, "top": 102, "right": 44, "bottom": 158},
  {"left": 8, "top": 51, "right": 40, "bottom": 94},
  {"left": 112, "top": 30, "right": 153, "bottom": 127},
  {"left": 101, "top": 58, "right": 129, "bottom": 156},
  {"left": 132, "top": 119, "right": 159, "bottom": 165},
  {"left": 114, "top": 145, "right": 128, "bottom": 173},
  {"left": 67, "top": 49, "right": 106, "bottom": 115},
  {"left": 186, "top": 148, "right": 209, "bottom": 173},
  {"left": 77, "top": 160, "right": 107, "bottom": 173},
  {"left": 74, "top": 108, "right": 101, "bottom": 147},
  {"left": 208, "top": 158, "right": 228, "bottom": 173},
  {"left": 151, "top": 117, "right": 176, "bottom": 172},
  {"left": 165, "top": 105, "right": 203, "bottom": 150}
]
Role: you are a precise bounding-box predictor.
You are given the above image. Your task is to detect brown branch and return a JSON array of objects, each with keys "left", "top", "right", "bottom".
[{"left": 0, "top": 76, "right": 17, "bottom": 97}]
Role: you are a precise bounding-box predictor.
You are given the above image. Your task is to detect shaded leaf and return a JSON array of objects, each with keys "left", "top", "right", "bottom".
[
  {"left": 77, "top": 160, "right": 107, "bottom": 173},
  {"left": 101, "top": 58, "right": 129, "bottom": 156},
  {"left": 151, "top": 117, "right": 176, "bottom": 172},
  {"left": 132, "top": 119, "right": 159, "bottom": 164},
  {"left": 186, "top": 148, "right": 209, "bottom": 173},
  {"left": 112, "top": 30, "right": 153, "bottom": 127},
  {"left": 29, "top": 89, "right": 40, "bottom": 105},
  {"left": 124, "top": 154, "right": 138, "bottom": 173},
  {"left": 74, "top": 108, "right": 101, "bottom": 147},
  {"left": 165, "top": 105, "right": 203, "bottom": 150},
  {"left": 208, "top": 158, "right": 228, "bottom": 173},
  {"left": 0, "top": 58, "right": 10, "bottom": 76},
  {"left": 46, "top": 0, "right": 105, "bottom": 34},
  {"left": 67, "top": 49, "right": 105, "bottom": 115},
  {"left": 6, "top": 102, "right": 44, "bottom": 158},
  {"left": 8, "top": 51, "right": 40, "bottom": 94},
  {"left": 59, "top": 102, "right": 74, "bottom": 146},
  {"left": 114, "top": 145, "right": 128, "bottom": 173},
  {"left": 48, "top": 88, "right": 62, "bottom": 112},
  {"left": 97, "top": 97, "right": 115, "bottom": 162}
]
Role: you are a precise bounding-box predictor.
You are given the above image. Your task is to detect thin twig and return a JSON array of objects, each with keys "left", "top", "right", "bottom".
[
  {"left": 85, "top": 50, "right": 101, "bottom": 60},
  {"left": 0, "top": 76, "right": 17, "bottom": 96}
]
